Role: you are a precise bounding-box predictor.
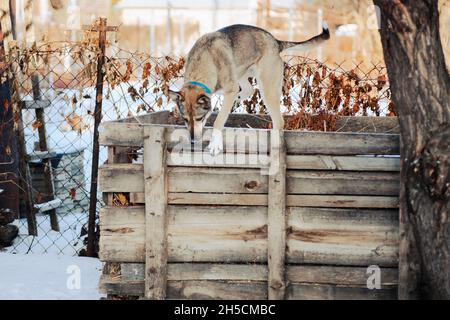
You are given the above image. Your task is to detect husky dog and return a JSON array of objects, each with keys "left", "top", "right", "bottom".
[{"left": 169, "top": 23, "right": 330, "bottom": 155}]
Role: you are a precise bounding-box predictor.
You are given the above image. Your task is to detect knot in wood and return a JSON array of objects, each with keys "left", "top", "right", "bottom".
[
  {"left": 244, "top": 180, "right": 259, "bottom": 191},
  {"left": 270, "top": 280, "right": 284, "bottom": 290}
]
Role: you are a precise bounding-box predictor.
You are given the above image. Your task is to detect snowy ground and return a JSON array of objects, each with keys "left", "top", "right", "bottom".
[
  {"left": 6, "top": 213, "right": 87, "bottom": 255},
  {"left": 0, "top": 253, "right": 104, "bottom": 300}
]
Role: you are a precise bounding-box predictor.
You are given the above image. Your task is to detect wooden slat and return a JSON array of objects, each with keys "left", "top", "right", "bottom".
[
  {"left": 168, "top": 167, "right": 268, "bottom": 194},
  {"left": 143, "top": 126, "right": 168, "bottom": 299},
  {"left": 287, "top": 284, "right": 397, "bottom": 300},
  {"left": 167, "top": 151, "right": 270, "bottom": 168},
  {"left": 99, "top": 122, "right": 143, "bottom": 147},
  {"left": 100, "top": 264, "right": 398, "bottom": 299},
  {"left": 121, "top": 263, "right": 268, "bottom": 282},
  {"left": 120, "top": 263, "right": 398, "bottom": 287},
  {"left": 166, "top": 153, "right": 400, "bottom": 171},
  {"left": 127, "top": 193, "right": 399, "bottom": 208},
  {"left": 27, "top": 151, "right": 57, "bottom": 161},
  {"left": 99, "top": 206, "right": 398, "bottom": 266},
  {"left": 99, "top": 206, "right": 268, "bottom": 264},
  {"left": 287, "top": 171, "right": 399, "bottom": 196},
  {"left": 99, "top": 164, "right": 143, "bottom": 193},
  {"left": 285, "top": 131, "right": 399, "bottom": 155},
  {"left": 287, "top": 207, "right": 398, "bottom": 266},
  {"left": 34, "top": 198, "right": 62, "bottom": 213},
  {"left": 99, "top": 111, "right": 171, "bottom": 146},
  {"left": 335, "top": 116, "right": 399, "bottom": 133},
  {"left": 267, "top": 130, "right": 287, "bottom": 300},
  {"left": 167, "top": 193, "right": 267, "bottom": 206},
  {"left": 100, "top": 275, "right": 397, "bottom": 300},
  {"left": 99, "top": 275, "right": 267, "bottom": 299},
  {"left": 101, "top": 165, "right": 399, "bottom": 196},
  {"left": 286, "top": 195, "right": 399, "bottom": 208},
  {"left": 103, "top": 113, "right": 399, "bottom": 132},
  {"left": 116, "top": 111, "right": 170, "bottom": 124},
  {"left": 287, "top": 265, "right": 398, "bottom": 287},
  {"left": 287, "top": 155, "right": 400, "bottom": 171},
  {"left": 21, "top": 100, "right": 51, "bottom": 110},
  {"left": 99, "top": 121, "right": 399, "bottom": 156}
]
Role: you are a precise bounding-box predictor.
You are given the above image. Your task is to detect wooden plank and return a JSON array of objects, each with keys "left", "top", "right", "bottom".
[
  {"left": 100, "top": 275, "right": 397, "bottom": 300},
  {"left": 101, "top": 165, "right": 399, "bottom": 196},
  {"left": 99, "top": 206, "right": 398, "bottom": 266},
  {"left": 99, "top": 122, "right": 143, "bottom": 147},
  {"left": 286, "top": 155, "right": 400, "bottom": 171},
  {"left": 120, "top": 263, "right": 398, "bottom": 287},
  {"left": 285, "top": 131, "right": 399, "bottom": 155},
  {"left": 99, "top": 164, "right": 143, "bottom": 193},
  {"left": 168, "top": 167, "right": 268, "bottom": 194},
  {"left": 267, "top": 130, "right": 287, "bottom": 300},
  {"left": 31, "top": 74, "right": 59, "bottom": 232},
  {"left": 162, "top": 153, "right": 399, "bottom": 172},
  {"left": 116, "top": 111, "right": 170, "bottom": 124},
  {"left": 143, "top": 126, "right": 168, "bottom": 299},
  {"left": 287, "top": 265, "right": 398, "bottom": 288},
  {"left": 34, "top": 198, "right": 62, "bottom": 213},
  {"left": 27, "top": 151, "right": 57, "bottom": 161},
  {"left": 21, "top": 100, "right": 51, "bottom": 110},
  {"left": 99, "top": 112, "right": 171, "bottom": 149},
  {"left": 99, "top": 120, "right": 399, "bottom": 156},
  {"left": 335, "top": 116, "right": 399, "bottom": 134},
  {"left": 167, "top": 151, "right": 270, "bottom": 168},
  {"left": 286, "top": 195, "right": 399, "bottom": 208},
  {"left": 287, "top": 207, "right": 398, "bottom": 266},
  {"left": 287, "top": 284, "right": 397, "bottom": 300},
  {"left": 100, "top": 264, "right": 398, "bottom": 299},
  {"left": 168, "top": 281, "right": 267, "bottom": 300},
  {"left": 164, "top": 193, "right": 399, "bottom": 208},
  {"left": 122, "top": 263, "right": 268, "bottom": 281},
  {"left": 287, "top": 171, "right": 400, "bottom": 196},
  {"left": 110, "top": 113, "right": 399, "bottom": 133},
  {"left": 99, "top": 206, "right": 268, "bottom": 264},
  {"left": 99, "top": 275, "right": 267, "bottom": 299}
]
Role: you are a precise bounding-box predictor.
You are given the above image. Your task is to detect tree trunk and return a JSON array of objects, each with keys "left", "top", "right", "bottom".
[{"left": 374, "top": 0, "right": 450, "bottom": 299}]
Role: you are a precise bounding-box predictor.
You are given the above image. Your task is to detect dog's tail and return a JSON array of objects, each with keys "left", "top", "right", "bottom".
[{"left": 278, "top": 22, "right": 330, "bottom": 53}]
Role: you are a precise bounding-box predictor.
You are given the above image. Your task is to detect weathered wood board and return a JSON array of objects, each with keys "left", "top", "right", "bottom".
[
  {"left": 99, "top": 206, "right": 398, "bottom": 266},
  {"left": 100, "top": 165, "right": 400, "bottom": 196},
  {"left": 99, "top": 263, "right": 398, "bottom": 299}
]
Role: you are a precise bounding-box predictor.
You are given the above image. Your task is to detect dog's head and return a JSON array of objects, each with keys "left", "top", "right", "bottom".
[{"left": 169, "top": 84, "right": 212, "bottom": 141}]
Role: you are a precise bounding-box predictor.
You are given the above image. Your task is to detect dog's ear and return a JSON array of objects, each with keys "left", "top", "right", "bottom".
[{"left": 169, "top": 90, "right": 183, "bottom": 102}]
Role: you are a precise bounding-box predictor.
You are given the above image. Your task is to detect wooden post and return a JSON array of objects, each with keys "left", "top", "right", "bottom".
[
  {"left": 86, "top": 18, "right": 117, "bottom": 257},
  {"left": 0, "top": 4, "right": 20, "bottom": 225},
  {"left": 143, "top": 126, "right": 168, "bottom": 300},
  {"left": 2, "top": 0, "right": 37, "bottom": 235},
  {"left": 31, "top": 74, "right": 59, "bottom": 231},
  {"left": 267, "top": 129, "right": 287, "bottom": 300}
]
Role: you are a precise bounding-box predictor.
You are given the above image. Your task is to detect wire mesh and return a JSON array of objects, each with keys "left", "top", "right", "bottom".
[{"left": 0, "top": 36, "right": 393, "bottom": 256}]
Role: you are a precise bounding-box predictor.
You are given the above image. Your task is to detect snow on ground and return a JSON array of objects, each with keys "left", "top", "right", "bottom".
[
  {"left": 6, "top": 213, "right": 87, "bottom": 255},
  {"left": 0, "top": 253, "right": 104, "bottom": 300}
]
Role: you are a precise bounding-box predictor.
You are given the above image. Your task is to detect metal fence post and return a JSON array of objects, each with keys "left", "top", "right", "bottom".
[{"left": 86, "top": 18, "right": 116, "bottom": 257}]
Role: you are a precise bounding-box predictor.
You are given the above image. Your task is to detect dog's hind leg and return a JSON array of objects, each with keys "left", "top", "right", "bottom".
[{"left": 256, "top": 57, "right": 285, "bottom": 129}]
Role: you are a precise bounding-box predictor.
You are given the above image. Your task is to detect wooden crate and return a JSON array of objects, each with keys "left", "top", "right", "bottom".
[{"left": 98, "top": 111, "right": 400, "bottom": 300}]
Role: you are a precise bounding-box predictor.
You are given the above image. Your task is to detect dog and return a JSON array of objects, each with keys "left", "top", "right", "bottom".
[{"left": 169, "top": 23, "right": 330, "bottom": 156}]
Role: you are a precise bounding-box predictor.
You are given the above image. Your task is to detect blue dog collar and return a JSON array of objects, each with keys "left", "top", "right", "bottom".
[{"left": 186, "top": 81, "right": 212, "bottom": 95}]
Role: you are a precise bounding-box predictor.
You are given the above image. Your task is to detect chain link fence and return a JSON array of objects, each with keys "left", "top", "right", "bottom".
[{"left": 0, "top": 27, "right": 393, "bottom": 256}]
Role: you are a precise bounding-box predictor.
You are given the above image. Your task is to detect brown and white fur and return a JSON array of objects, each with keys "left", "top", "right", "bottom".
[{"left": 169, "top": 23, "right": 330, "bottom": 155}]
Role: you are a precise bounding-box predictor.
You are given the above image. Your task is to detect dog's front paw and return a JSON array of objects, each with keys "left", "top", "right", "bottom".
[{"left": 208, "top": 129, "right": 223, "bottom": 156}]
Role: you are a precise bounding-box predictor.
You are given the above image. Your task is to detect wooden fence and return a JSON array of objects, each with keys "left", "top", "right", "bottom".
[{"left": 98, "top": 111, "right": 400, "bottom": 300}]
